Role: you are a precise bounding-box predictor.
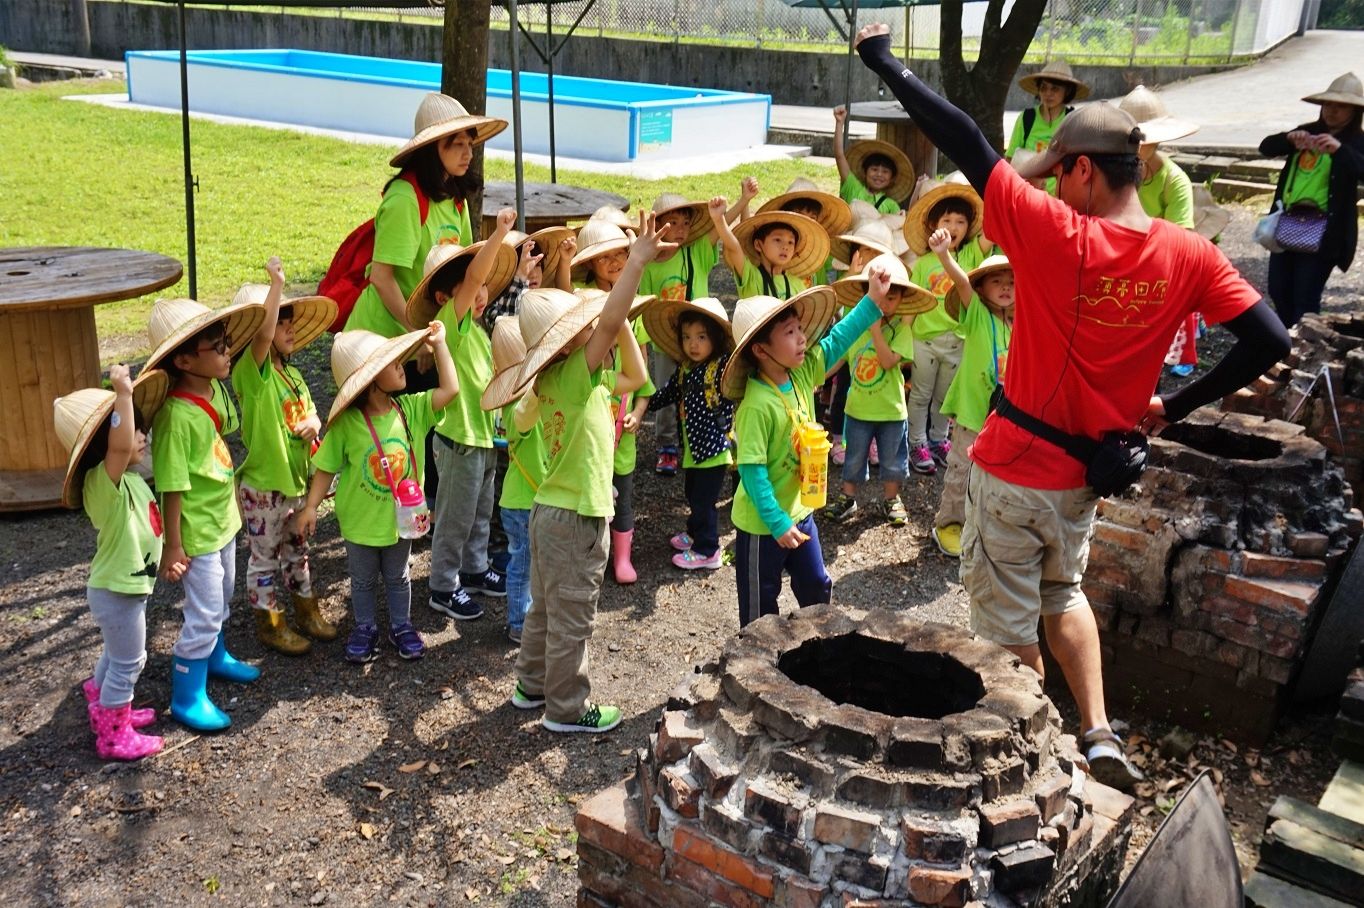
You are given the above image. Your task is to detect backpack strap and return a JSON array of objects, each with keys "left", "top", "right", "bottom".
[
  {"left": 1022, "top": 107, "right": 1036, "bottom": 143},
  {"left": 399, "top": 171, "right": 430, "bottom": 225}
]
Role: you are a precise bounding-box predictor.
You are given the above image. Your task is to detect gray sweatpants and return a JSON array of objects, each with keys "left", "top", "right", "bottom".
[
  {"left": 174, "top": 538, "right": 236, "bottom": 660},
  {"left": 431, "top": 437, "right": 495, "bottom": 593},
  {"left": 88, "top": 587, "right": 149, "bottom": 708},
  {"left": 345, "top": 540, "right": 412, "bottom": 628},
  {"left": 650, "top": 346, "right": 678, "bottom": 449}
]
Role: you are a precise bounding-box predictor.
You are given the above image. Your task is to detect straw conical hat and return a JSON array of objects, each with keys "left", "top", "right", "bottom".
[
  {"left": 571, "top": 219, "right": 632, "bottom": 283},
  {"left": 327, "top": 328, "right": 429, "bottom": 425},
  {"left": 587, "top": 206, "right": 635, "bottom": 230},
  {"left": 832, "top": 253, "right": 935, "bottom": 317},
  {"left": 405, "top": 241, "right": 518, "bottom": 328},
  {"left": 720, "top": 286, "right": 838, "bottom": 401},
  {"left": 904, "top": 174, "right": 985, "bottom": 256},
  {"left": 1303, "top": 72, "right": 1364, "bottom": 108},
  {"left": 481, "top": 316, "right": 531, "bottom": 412},
  {"left": 483, "top": 289, "right": 606, "bottom": 410},
  {"left": 55, "top": 369, "right": 170, "bottom": 508},
  {"left": 830, "top": 219, "right": 897, "bottom": 272},
  {"left": 230, "top": 284, "right": 337, "bottom": 352},
  {"left": 1018, "top": 60, "right": 1091, "bottom": 100},
  {"left": 844, "top": 141, "right": 916, "bottom": 205},
  {"left": 732, "top": 211, "right": 831, "bottom": 281},
  {"left": 758, "top": 178, "right": 854, "bottom": 237},
  {"left": 574, "top": 287, "right": 655, "bottom": 322},
  {"left": 508, "top": 226, "right": 575, "bottom": 285},
  {"left": 145, "top": 297, "right": 267, "bottom": 372},
  {"left": 848, "top": 199, "right": 883, "bottom": 227},
  {"left": 964, "top": 254, "right": 1014, "bottom": 289},
  {"left": 389, "top": 92, "right": 507, "bottom": 168},
  {"left": 1191, "top": 185, "right": 1231, "bottom": 240},
  {"left": 1118, "top": 85, "right": 1198, "bottom": 145},
  {"left": 652, "top": 194, "right": 712, "bottom": 247},
  {"left": 642, "top": 297, "right": 733, "bottom": 365}
]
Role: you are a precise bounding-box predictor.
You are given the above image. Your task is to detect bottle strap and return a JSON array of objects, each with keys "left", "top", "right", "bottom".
[
  {"left": 361, "top": 404, "right": 409, "bottom": 500},
  {"left": 507, "top": 445, "right": 541, "bottom": 493},
  {"left": 170, "top": 389, "right": 222, "bottom": 433},
  {"left": 759, "top": 373, "right": 809, "bottom": 434}
]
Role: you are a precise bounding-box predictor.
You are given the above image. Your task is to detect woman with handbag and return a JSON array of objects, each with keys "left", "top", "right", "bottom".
[{"left": 1259, "top": 73, "right": 1364, "bottom": 328}]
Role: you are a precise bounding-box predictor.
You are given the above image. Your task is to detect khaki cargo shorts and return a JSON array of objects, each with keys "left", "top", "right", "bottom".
[{"left": 960, "top": 464, "right": 1099, "bottom": 647}]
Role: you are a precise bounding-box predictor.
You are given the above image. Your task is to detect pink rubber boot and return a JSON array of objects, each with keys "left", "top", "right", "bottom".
[
  {"left": 611, "top": 529, "right": 637, "bottom": 585},
  {"left": 83, "top": 678, "right": 156, "bottom": 730},
  {"left": 91, "top": 704, "right": 164, "bottom": 761}
]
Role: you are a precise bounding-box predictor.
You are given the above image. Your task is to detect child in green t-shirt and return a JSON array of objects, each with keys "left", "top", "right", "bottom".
[
  {"left": 927, "top": 243, "right": 1014, "bottom": 559},
  {"left": 297, "top": 323, "right": 460, "bottom": 664},
  {"left": 833, "top": 106, "right": 914, "bottom": 214},
  {"left": 712, "top": 198, "right": 830, "bottom": 301},
  {"left": 146, "top": 295, "right": 266, "bottom": 732},
  {"left": 55, "top": 365, "right": 169, "bottom": 761},
  {"left": 232, "top": 257, "right": 338, "bottom": 657},
  {"left": 723, "top": 270, "right": 900, "bottom": 628},
  {"left": 571, "top": 218, "right": 632, "bottom": 292}
]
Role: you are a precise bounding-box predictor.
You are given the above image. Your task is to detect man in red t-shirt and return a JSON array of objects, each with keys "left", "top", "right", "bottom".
[{"left": 857, "top": 24, "right": 1289, "bottom": 791}]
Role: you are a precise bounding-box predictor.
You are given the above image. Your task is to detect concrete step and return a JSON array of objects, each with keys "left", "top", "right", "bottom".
[{"left": 8, "top": 51, "right": 122, "bottom": 83}]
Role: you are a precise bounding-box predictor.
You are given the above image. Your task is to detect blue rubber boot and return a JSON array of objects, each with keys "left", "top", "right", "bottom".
[
  {"left": 206, "top": 632, "right": 261, "bottom": 683},
  {"left": 170, "top": 656, "right": 231, "bottom": 732}
]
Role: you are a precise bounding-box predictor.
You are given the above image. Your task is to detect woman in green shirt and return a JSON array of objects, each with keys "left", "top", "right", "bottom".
[{"left": 1008, "top": 61, "right": 1090, "bottom": 194}]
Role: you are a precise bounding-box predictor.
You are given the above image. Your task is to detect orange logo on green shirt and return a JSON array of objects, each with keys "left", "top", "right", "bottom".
[
  {"left": 1298, "top": 151, "right": 1321, "bottom": 172},
  {"left": 366, "top": 448, "right": 409, "bottom": 490},
  {"left": 853, "top": 351, "right": 882, "bottom": 386},
  {"left": 282, "top": 398, "right": 307, "bottom": 430},
  {"left": 658, "top": 279, "right": 688, "bottom": 302},
  {"left": 212, "top": 436, "right": 233, "bottom": 472}
]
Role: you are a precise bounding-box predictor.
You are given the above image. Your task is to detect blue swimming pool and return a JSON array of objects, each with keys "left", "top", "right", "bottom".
[{"left": 125, "top": 49, "right": 772, "bottom": 163}]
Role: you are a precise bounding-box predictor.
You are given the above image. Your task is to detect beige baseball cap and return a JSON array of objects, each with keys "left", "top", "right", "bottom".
[{"left": 1014, "top": 103, "right": 1145, "bottom": 181}]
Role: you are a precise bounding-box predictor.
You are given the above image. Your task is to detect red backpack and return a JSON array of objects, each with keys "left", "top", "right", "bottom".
[{"left": 319, "top": 171, "right": 429, "bottom": 332}]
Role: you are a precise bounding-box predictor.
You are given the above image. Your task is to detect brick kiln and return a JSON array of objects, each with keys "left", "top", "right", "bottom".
[
  {"left": 1081, "top": 407, "right": 1359, "bottom": 742},
  {"left": 576, "top": 606, "right": 1135, "bottom": 908}
]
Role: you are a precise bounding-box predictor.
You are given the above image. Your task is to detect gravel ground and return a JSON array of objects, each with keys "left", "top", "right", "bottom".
[{"left": 0, "top": 200, "right": 1356, "bottom": 905}]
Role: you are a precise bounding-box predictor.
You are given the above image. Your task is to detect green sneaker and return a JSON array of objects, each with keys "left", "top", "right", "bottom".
[
  {"left": 885, "top": 497, "right": 908, "bottom": 527},
  {"left": 823, "top": 492, "right": 858, "bottom": 522},
  {"left": 542, "top": 703, "right": 622, "bottom": 734},
  {"left": 510, "top": 681, "right": 545, "bottom": 710}
]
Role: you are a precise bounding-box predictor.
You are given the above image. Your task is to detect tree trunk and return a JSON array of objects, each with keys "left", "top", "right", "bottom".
[
  {"left": 442, "top": 0, "right": 492, "bottom": 234},
  {"left": 940, "top": 0, "right": 1047, "bottom": 155}
]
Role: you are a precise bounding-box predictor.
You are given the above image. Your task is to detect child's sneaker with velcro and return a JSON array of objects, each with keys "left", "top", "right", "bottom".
[
  {"left": 670, "top": 532, "right": 694, "bottom": 552},
  {"left": 909, "top": 444, "right": 937, "bottom": 474},
  {"left": 344, "top": 624, "right": 380, "bottom": 664},
  {"left": 673, "top": 549, "right": 723, "bottom": 570},
  {"left": 823, "top": 492, "right": 858, "bottom": 522},
  {"left": 389, "top": 623, "right": 426, "bottom": 660}
]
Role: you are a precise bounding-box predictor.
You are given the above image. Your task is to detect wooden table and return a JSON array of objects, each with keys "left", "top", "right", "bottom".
[
  {"left": 480, "top": 182, "right": 630, "bottom": 238},
  {"left": 0, "top": 247, "right": 182, "bottom": 512},
  {"left": 847, "top": 101, "right": 940, "bottom": 190}
]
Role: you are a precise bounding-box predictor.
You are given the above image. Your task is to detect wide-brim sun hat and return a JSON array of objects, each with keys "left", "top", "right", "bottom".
[
  {"left": 832, "top": 253, "right": 936, "bottom": 317},
  {"left": 758, "top": 178, "right": 854, "bottom": 238},
  {"left": 327, "top": 328, "right": 429, "bottom": 425},
  {"left": 485, "top": 288, "right": 607, "bottom": 410},
  {"left": 641, "top": 297, "right": 733, "bottom": 365},
  {"left": 405, "top": 241, "right": 519, "bottom": 327},
  {"left": 231, "top": 284, "right": 338, "bottom": 352},
  {"left": 481, "top": 315, "right": 530, "bottom": 412},
  {"left": 1118, "top": 85, "right": 1198, "bottom": 145},
  {"left": 903, "top": 174, "right": 985, "bottom": 255},
  {"left": 1014, "top": 103, "right": 1143, "bottom": 182},
  {"left": 145, "top": 297, "right": 267, "bottom": 373},
  {"left": 732, "top": 211, "right": 831, "bottom": 280},
  {"left": 965, "top": 254, "right": 1014, "bottom": 289},
  {"left": 55, "top": 369, "right": 171, "bottom": 509},
  {"left": 1018, "top": 59, "right": 1092, "bottom": 100},
  {"left": 571, "top": 219, "right": 632, "bottom": 283},
  {"left": 1303, "top": 72, "right": 1364, "bottom": 108},
  {"left": 720, "top": 286, "right": 838, "bottom": 401},
  {"left": 830, "top": 218, "right": 897, "bottom": 271},
  {"left": 587, "top": 206, "right": 635, "bottom": 230},
  {"left": 652, "top": 194, "right": 713, "bottom": 247},
  {"left": 574, "top": 288, "right": 656, "bottom": 322},
  {"left": 845, "top": 140, "right": 916, "bottom": 204},
  {"left": 389, "top": 92, "right": 508, "bottom": 169},
  {"left": 510, "top": 225, "right": 575, "bottom": 283},
  {"left": 1191, "top": 185, "right": 1231, "bottom": 240}
]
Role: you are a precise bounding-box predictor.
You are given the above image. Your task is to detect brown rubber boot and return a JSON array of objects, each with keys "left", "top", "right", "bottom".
[
  {"left": 254, "top": 607, "right": 311, "bottom": 655},
  {"left": 293, "top": 595, "right": 338, "bottom": 642}
]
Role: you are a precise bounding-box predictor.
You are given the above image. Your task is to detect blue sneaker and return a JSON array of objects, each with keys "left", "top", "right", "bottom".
[
  {"left": 344, "top": 623, "right": 380, "bottom": 664},
  {"left": 430, "top": 587, "right": 484, "bottom": 620},
  {"left": 388, "top": 623, "right": 425, "bottom": 660},
  {"left": 1169, "top": 363, "right": 1195, "bottom": 377}
]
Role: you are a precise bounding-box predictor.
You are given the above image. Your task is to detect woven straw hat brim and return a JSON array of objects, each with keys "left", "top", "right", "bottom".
[
  {"left": 389, "top": 116, "right": 507, "bottom": 169},
  {"left": 965, "top": 255, "right": 1014, "bottom": 288},
  {"left": 574, "top": 289, "right": 656, "bottom": 323},
  {"left": 652, "top": 200, "right": 713, "bottom": 247},
  {"left": 1191, "top": 186, "right": 1231, "bottom": 240},
  {"left": 406, "top": 241, "right": 519, "bottom": 328},
  {"left": 58, "top": 369, "right": 170, "bottom": 509},
  {"left": 733, "top": 212, "right": 831, "bottom": 281},
  {"left": 904, "top": 184, "right": 985, "bottom": 255},
  {"left": 488, "top": 295, "right": 607, "bottom": 411},
  {"left": 230, "top": 285, "right": 338, "bottom": 352},
  {"left": 570, "top": 236, "right": 632, "bottom": 283},
  {"left": 720, "top": 286, "right": 838, "bottom": 401},
  {"left": 832, "top": 274, "right": 936, "bottom": 317},
  {"left": 326, "top": 329, "right": 429, "bottom": 426},
  {"left": 1019, "top": 64, "right": 1092, "bottom": 100},
  {"left": 520, "top": 226, "right": 576, "bottom": 282},
  {"left": 641, "top": 298, "right": 733, "bottom": 365},
  {"left": 758, "top": 190, "right": 854, "bottom": 237},
  {"left": 830, "top": 228, "right": 896, "bottom": 272},
  {"left": 481, "top": 316, "right": 527, "bottom": 410},
  {"left": 145, "top": 300, "right": 267, "bottom": 373},
  {"left": 845, "top": 140, "right": 916, "bottom": 203},
  {"left": 1303, "top": 74, "right": 1364, "bottom": 107},
  {"left": 1136, "top": 116, "right": 1199, "bottom": 145}
]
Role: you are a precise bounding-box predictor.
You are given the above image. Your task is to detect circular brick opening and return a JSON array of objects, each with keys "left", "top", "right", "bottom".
[
  {"left": 1160, "top": 422, "right": 1284, "bottom": 461},
  {"left": 777, "top": 633, "right": 985, "bottom": 719}
]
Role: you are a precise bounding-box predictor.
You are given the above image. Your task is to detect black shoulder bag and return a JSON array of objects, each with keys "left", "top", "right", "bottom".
[{"left": 991, "top": 390, "right": 1149, "bottom": 497}]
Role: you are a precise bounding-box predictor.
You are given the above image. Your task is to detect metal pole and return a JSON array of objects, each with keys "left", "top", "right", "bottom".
[
  {"left": 1226, "top": 0, "right": 1243, "bottom": 62},
  {"left": 842, "top": 0, "right": 859, "bottom": 155},
  {"left": 1130, "top": 0, "right": 1141, "bottom": 65},
  {"left": 547, "top": 6, "right": 557, "bottom": 183},
  {"left": 178, "top": 0, "right": 197, "bottom": 298},
  {"left": 509, "top": 0, "right": 525, "bottom": 231},
  {"left": 1183, "top": 0, "right": 1196, "bottom": 64},
  {"left": 1045, "top": 0, "right": 1056, "bottom": 61}
]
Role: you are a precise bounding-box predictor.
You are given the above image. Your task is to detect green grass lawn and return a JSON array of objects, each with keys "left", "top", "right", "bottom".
[{"left": 0, "top": 79, "right": 832, "bottom": 360}]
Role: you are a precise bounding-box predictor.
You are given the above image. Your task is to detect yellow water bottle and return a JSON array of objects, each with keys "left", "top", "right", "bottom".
[{"left": 797, "top": 421, "right": 831, "bottom": 509}]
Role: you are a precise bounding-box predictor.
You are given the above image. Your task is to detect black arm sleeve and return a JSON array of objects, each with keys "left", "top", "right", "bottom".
[
  {"left": 1159, "top": 301, "right": 1290, "bottom": 422},
  {"left": 856, "top": 34, "right": 1000, "bottom": 193}
]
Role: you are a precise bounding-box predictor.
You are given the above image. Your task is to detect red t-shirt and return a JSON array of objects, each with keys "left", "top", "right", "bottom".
[{"left": 970, "top": 161, "right": 1259, "bottom": 490}]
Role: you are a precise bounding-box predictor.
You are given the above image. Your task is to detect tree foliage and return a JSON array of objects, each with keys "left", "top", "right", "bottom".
[{"left": 939, "top": 0, "right": 1049, "bottom": 153}]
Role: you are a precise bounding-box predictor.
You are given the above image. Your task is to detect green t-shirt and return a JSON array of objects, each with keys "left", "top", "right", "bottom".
[
  {"left": 500, "top": 402, "right": 547, "bottom": 512},
  {"left": 1007, "top": 105, "right": 1068, "bottom": 195},
  {"left": 535, "top": 347, "right": 616, "bottom": 517},
  {"left": 941, "top": 296, "right": 1012, "bottom": 433},
  {"left": 734, "top": 259, "right": 812, "bottom": 301},
  {"left": 232, "top": 355, "right": 315, "bottom": 497},
  {"left": 1137, "top": 154, "right": 1195, "bottom": 229},
  {"left": 839, "top": 172, "right": 900, "bottom": 214},
  {"left": 83, "top": 467, "right": 162, "bottom": 596},
  {"left": 613, "top": 319, "right": 655, "bottom": 476},
  {"left": 731, "top": 346, "right": 827, "bottom": 535},
  {"left": 844, "top": 318, "right": 915, "bottom": 422},
  {"left": 346, "top": 181, "right": 472, "bottom": 338},
  {"left": 909, "top": 240, "right": 993, "bottom": 340},
  {"left": 152, "top": 381, "right": 242, "bottom": 557},
  {"left": 435, "top": 307, "right": 495, "bottom": 447},
  {"left": 313, "top": 391, "right": 439, "bottom": 548},
  {"left": 1283, "top": 149, "right": 1333, "bottom": 210},
  {"left": 639, "top": 237, "right": 719, "bottom": 303}
]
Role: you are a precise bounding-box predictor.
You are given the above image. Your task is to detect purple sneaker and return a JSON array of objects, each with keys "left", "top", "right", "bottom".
[
  {"left": 344, "top": 624, "right": 380, "bottom": 664},
  {"left": 389, "top": 623, "right": 426, "bottom": 660},
  {"left": 910, "top": 444, "right": 937, "bottom": 475}
]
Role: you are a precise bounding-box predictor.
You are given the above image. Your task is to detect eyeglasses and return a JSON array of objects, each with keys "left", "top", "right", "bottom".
[{"left": 196, "top": 335, "right": 231, "bottom": 355}]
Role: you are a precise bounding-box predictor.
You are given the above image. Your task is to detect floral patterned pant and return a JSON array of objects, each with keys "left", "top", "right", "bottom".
[{"left": 238, "top": 484, "right": 313, "bottom": 611}]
